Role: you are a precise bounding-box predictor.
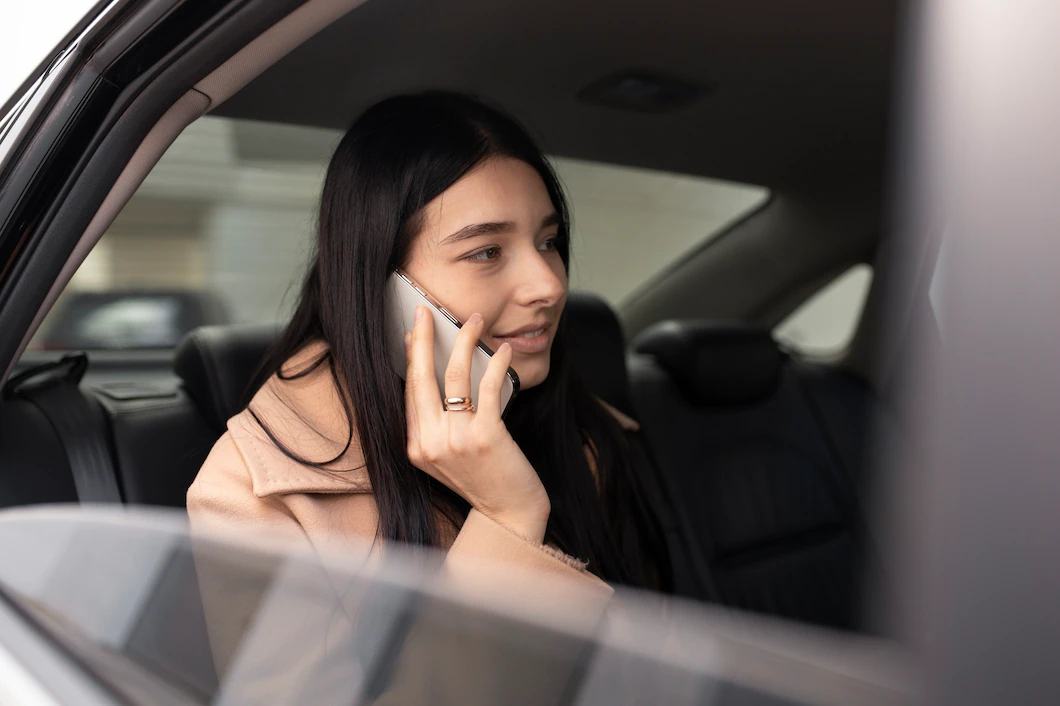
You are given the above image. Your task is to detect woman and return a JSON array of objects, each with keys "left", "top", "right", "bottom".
[{"left": 187, "top": 94, "right": 669, "bottom": 666}]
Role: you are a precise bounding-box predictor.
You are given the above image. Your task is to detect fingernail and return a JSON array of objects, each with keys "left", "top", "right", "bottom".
[
  {"left": 404, "top": 331, "right": 412, "bottom": 348},
  {"left": 499, "top": 342, "right": 511, "bottom": 353},
  {"left": 415, "top": 306, "right": 424, "bottom": 322},
  {"left": 468, "top": 313, "right": 482, "bottom": 324}
]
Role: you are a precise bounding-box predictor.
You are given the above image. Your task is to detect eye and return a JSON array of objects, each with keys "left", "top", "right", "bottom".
[
  {"left": 466, "top": 246, "right": 501, "bottom": 262},
  {"left": 539, "top": 237, "right": 559, "bottom": 252}
]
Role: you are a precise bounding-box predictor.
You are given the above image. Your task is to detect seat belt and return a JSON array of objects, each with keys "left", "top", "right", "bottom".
[{"left": 4, "top": 352, "right": 123, "bottom": 503}]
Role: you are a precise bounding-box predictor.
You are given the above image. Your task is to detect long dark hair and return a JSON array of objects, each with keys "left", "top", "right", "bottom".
[{"left": 246, "top": 92, "right": 668, "bottom": 589}]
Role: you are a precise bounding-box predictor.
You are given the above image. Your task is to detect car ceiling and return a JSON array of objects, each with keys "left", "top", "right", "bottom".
[{"left": 212, "top": 0, "right": 899, "bottom": 190}]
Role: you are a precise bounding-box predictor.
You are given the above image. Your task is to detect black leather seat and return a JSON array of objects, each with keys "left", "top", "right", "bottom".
[
  {"left": 0, "top": 355, "right": 222, "bottom": 509},
  {"left": 174, "top": 324, "right": 280, "bottom": 435},
  {"left": 3, "top": 324, "right": 281, "bottom": 510},
  {"left": 564, "top": 294, "right": 702, "bottom": 597},
  {"left": 0, "top": 395, "right": 81, "bottom": 508},
  {"left": 564, "top": 293, "right": 637, "bottom": 416},
  {"left": 8, "top": 298, "right": 634, "bottom": 510},
  {"left": 92, "top": 378, "right": 219, "bottom": 507},
  {"left": 628, "top": 320, "right": 875, "bottom": 631},
  {"left": 171, "top": 296, "right": 637, "bottom": 440}
]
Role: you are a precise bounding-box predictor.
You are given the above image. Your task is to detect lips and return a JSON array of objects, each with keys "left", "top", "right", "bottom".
[
  {"left": 493, "top": 321, "right": 553, "bottom": 355},
  {"left": 495, "top": 321, "right": 552, "bottom": 337}
]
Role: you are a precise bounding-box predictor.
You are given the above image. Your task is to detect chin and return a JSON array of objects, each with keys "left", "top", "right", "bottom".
[{"left": 512, "top": 358, "right": 550, "bottom": 390}]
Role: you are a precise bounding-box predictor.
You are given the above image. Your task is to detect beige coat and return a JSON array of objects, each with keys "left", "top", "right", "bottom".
[{"left": 187, "top": 340, "right": 636, "bottom": 698}]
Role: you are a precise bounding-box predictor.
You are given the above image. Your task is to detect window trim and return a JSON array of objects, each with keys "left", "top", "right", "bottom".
[{"left": 0, "top": 0, "right": 304, "bottom": 386}]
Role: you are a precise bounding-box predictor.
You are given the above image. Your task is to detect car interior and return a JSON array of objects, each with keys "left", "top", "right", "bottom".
[{"left": 0, "top": 0, "right": 906, "bottom": 641}]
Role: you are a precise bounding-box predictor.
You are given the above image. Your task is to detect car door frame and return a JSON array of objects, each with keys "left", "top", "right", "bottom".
[{"left": 0, "top": 0, "right": 306, "bottom": 386}]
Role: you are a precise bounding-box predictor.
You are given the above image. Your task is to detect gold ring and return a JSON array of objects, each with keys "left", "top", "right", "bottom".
[
  {"left": 444, "top": 396, "right": 475, "bottom": 412},
  {"left": 445, "top": 403, "right": 476, "bottom": 412}
]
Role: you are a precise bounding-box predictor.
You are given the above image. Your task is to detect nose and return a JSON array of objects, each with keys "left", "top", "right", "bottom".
[{"left": 513, "top": 247, "right": 566, "bottom": 308}]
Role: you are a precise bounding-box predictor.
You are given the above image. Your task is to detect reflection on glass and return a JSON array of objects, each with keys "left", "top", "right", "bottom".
[{"left": 0, "top": 508, "right": 911, "bottom": 705}]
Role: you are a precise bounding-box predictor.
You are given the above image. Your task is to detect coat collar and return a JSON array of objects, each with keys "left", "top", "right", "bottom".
[
  {"left": 227, "top": 340, "right": 639, "bottom": 498},
  {"left": 228, "top": 340, "right": 371, "bottom": 498}
]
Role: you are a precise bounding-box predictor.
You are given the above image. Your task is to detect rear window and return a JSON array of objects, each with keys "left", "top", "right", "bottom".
[
  {"left": 554, "top": 157, "right": 767, "bottom": 304},
  {"left": 774, "top": 264, "right": 874, "bottom": 356},
  {"left": 28, "top": 115, "right": 767, "bottom": 351}
]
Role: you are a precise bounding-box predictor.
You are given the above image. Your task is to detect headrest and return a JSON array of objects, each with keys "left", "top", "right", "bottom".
[
  {"left": 176, "top": 297, "right": 635, "bottom": 430},
  {"left": 174, "top": 324, "right": 279, "bottom": 432},
  {"left": 633, "top": 320, "right": 782, "bottom": 405},
  {"left": 563, "top": 292, "right": 634, "bottom": 416}
]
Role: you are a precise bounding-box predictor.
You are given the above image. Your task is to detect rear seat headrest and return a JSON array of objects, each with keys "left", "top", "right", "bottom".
[
  {"left": 175, "top": 324, "right": 279, "bottom": 432},
  {"left": 633, "top": 321, "right": 782, "bottom": 405},
  {"left": 175, "top": 293, "right": 634, "bottom": 431},
  {"left": 564, "top": 292, "right": 635, "bottom": 416}
]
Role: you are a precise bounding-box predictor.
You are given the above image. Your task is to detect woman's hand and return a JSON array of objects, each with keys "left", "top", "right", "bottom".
[{"left": 404, "top": 306, "right": 551, "bottom": 541}]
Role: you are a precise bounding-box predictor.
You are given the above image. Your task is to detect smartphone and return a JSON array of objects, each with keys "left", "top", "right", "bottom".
[{"left": 385, "top": 270, "right": 519, "bottom": 417}]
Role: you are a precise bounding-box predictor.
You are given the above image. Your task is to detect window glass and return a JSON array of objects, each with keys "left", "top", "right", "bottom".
[
  {"left": 1, "top": 1, "right": 101, "bottom": 105},
  {"left": 552, "top": 157, "right": 768, "bottom": 305},
  {"left": 28, "top": 115, "right": 767, "bottom": 350},
  {"left": 774, "top": 264, "right": 874, "bottom": 356}
]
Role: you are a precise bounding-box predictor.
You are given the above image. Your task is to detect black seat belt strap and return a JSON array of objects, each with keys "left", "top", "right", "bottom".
[{"left": 4, "top": 353, "right": 122, "bottom": 503}]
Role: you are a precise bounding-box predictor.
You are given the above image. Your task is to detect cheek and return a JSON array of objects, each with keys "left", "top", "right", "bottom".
[
  {"left": 436, "top": 286, "right": 504, "bottom": 328},
  {"left": 403, "top": 257, "right": 492, "bottom": 323}
]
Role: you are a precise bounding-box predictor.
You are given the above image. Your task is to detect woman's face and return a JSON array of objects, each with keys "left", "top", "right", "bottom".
[{"left": 403, "top": 157, "right": 568, "bottom": 390}]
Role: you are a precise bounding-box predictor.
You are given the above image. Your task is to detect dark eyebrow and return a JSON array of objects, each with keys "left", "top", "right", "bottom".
[
  {"left": 439, "top": 221, "right": 515, "bottom": 247},
  {"left": 439, "top": 213, "right": 560, "bottom": 247}
]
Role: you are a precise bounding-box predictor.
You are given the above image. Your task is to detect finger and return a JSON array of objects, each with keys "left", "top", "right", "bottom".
[
  {"left": 444, "top": 313, "right": 485, "bottom": 407},
  {"left": 406, "top": 306, "right": 443, "bottom": 421},
  {"left": 403, "top": 333, "right": 421, "bottom": 430},
  {"left": 403, "top": 360, "right": 429, "bottom": 471},
  {"left": 476, "top": 341, "right": 514, "bottom": 420}
]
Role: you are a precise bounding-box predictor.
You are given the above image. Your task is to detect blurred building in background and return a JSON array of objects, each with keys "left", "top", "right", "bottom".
[{"left": 31, "top": 116, "right": 868, "bottom": 354}]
